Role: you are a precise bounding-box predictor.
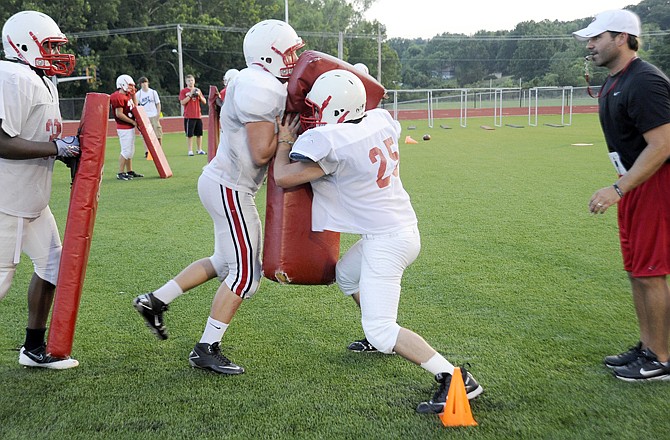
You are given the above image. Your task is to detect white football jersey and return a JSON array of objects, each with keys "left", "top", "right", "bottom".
[
  {"left": 0, "top": 61, "right": 58, "bottom": 218},
  {"left": 291, "top": 108, "right": 417, "bottom": 235},
  {"left": 202, "top": 65, "right": 285, "bottom": 195}
]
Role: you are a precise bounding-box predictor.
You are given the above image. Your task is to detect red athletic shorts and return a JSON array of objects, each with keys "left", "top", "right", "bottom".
[{"left": 618, "top": 163, "right": 670, "bottom": 277}]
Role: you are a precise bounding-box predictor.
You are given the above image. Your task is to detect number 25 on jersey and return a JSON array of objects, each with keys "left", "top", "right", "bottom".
[{"left": 369, "top": 137, "right": 399, "bottom": 189}]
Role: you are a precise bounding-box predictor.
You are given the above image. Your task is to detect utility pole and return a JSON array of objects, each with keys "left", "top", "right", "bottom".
[
  {"left": 377, "top": 25, "right": 382, "bottom": 84},
  {"left": 177, "top": 24, "right": 184, "bottom": 115}
]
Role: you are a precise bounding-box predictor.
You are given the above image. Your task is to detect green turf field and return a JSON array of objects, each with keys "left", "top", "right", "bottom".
[{"left": 1, "top": 114, "right": 668, "bottom": 439}]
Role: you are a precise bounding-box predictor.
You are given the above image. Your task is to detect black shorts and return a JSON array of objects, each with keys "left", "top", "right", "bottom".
[{"left": 184, "top": 118, "right": 203, "bottom": 137}]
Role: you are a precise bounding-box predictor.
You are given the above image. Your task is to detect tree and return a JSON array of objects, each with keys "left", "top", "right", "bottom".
[
  {"left": 507, "top": 20, "right": 572, "bottom": 82},
  {"left": 287, "top": 0, "right": 400, "bottom": 88},
  {"left": 4, "top": 0, "right": 670, "bottom": 100}
]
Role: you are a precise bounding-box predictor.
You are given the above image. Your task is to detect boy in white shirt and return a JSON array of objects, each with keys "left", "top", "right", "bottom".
[{"left": 136, "top": 76, "right": 163, "bottom": 151}]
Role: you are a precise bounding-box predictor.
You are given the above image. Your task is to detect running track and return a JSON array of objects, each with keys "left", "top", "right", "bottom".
[{"left": 63, "top": 105, "right": 599, "bottom": 137}]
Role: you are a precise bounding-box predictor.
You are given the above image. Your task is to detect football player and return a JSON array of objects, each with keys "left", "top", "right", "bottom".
[
  {"left": 0, "top": 10, "right": 80, "bottom": 369},
  {"left": 134, "top": 19, "right": 304, "bottom": 374},
  {"left": 273, "top": 70, "right": 483, "bottom": 413},
  {"left": 111, "top": 74, "right": 142, "bottom": 180},
  {"left": 216, "top": 68, "right": 239, "bottom": 108}
]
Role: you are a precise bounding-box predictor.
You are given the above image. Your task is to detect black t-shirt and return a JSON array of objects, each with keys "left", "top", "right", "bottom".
[{"left": 598, "top": 58, "right": 670, "bottom": 170}]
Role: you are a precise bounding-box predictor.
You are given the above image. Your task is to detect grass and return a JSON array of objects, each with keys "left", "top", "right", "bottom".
[{"left": 1, "top": 114, "right": 668, "bottom": 439}]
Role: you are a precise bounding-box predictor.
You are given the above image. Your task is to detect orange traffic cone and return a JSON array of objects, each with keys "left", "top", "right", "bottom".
[
  {"left": 146, "top": 150, "right": 153, "bottom": 160},
  {"left": 439, "top": 367, "right": 478, "bottom": 427},
  {"left": 405, "top": 135, "right": 418, "bottom": 144}
]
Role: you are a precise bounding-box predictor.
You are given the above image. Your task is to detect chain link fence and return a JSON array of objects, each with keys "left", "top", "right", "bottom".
[
  {"left": 59, "top": 94, "right": 206, "bottom": 121},
  {"left": 60, "top": 87, "right": 600, "bottom": 121}
]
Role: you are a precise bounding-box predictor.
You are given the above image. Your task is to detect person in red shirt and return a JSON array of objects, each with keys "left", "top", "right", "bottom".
[
  {"left": 179, "top": 74, "right": 207, "bottom": 156},
  {"left": 110, "top": 74, "right": 143, "bottom": 180}
]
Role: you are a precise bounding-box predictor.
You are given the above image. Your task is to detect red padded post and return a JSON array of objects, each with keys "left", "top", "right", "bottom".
[
  {"left": 133, "top": 106, "right": 172, "bottom": 178},
  {"left": 47, "top": 93, "right": 109, "bottom": 357},
  {"left": 207, "top": 85, "right": 220, "bottom": 162}
]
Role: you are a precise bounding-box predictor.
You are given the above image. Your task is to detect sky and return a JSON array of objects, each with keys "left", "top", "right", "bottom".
[{"left": 363, "top": 0, "right": 642, "bottom": 39}]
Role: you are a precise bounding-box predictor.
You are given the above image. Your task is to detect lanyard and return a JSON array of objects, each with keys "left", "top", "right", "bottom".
[{"left": 586, "top": 56, "right": 638, "bottom": 99}]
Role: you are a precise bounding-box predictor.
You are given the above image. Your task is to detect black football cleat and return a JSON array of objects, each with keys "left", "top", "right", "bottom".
[
  {"left": 188, "top": 342, "right": 244, "bottom": 375},
  {"left": 133, "top": 293, "right": 169, "bottom": 340},
  {"left": 416, "top": 366, "right": 483, "bottom": 414},
  {"left": 347, "top": 337, "right": 378, "bottom": 353},
  {"left": 19, "top": 345, "right": 79, "bottom": 369}
]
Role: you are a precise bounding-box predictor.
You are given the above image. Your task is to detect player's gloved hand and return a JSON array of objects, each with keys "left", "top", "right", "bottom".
[{"left": 53, "top": 136, "right": 81, "bottom": 158}]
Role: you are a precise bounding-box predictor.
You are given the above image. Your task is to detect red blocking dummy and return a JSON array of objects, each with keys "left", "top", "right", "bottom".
[
  {"left": 47, "top": 93, "right": 109, "bottom": 358},
  {"left": 207, "top": 85, "right": 220, "bottom": 161},
  {"left": 262, "top": 160, "right": 340, "bottom": 285},
  {"left": 133, "top": 105, "right": 172, "bottom": 178},
  {"left": 263, "top": 50, "right": 386, "bottom": 285},
  {"left": 286, "top": 50, "right": 386, "bottom": 117}
]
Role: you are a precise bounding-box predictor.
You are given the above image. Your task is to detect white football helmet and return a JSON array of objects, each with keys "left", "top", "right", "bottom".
[
  {"left": 116, "top": 74, "right": 135, "bottom": 93},
  {"left": 2, "top": 10, "right": 75, "bottom": 76},
  {"left": 223, "top": 68, "right": 239, "bottom": 86},
  {"left": 301, "top": 69, "right": 367, "bottom": 129},
  {"left": 243, "top": 19, "right": 304, "bottom": 79},
  {"left": 353, "top": 63, "right": 369, "bottom": 75}
]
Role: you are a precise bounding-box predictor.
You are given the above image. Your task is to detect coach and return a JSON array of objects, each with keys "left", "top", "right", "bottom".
[{"left": 574, "top": 9, "right": 670, "bottom": 381}]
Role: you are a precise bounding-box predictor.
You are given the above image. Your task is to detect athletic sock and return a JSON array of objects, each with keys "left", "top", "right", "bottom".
[
  {"left": 199, "top": 317, "right": 228, "bottom": 345},
  {"left": 153, "top": 280, "right": 183, "bottom": 304},
  {"left": 24, "top": 327, "right": 47, "bottom": 351},
  {"left": 421, "top": 353, "right": 455, "bottom": 376}
]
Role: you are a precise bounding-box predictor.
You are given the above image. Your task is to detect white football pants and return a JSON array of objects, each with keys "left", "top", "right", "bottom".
[{"left": 336, "top": 225, "right": 420, "bottom": 353}]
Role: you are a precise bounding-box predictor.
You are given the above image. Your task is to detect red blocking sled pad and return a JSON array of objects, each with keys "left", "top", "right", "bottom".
[
  {"left": 263, "top": 51, "right": 387, "bottom": 285},
  {"left": 132, "top": 105, "right": 172, "bottom": 178},
  {"left": 286, "top": 50, "right": 386, "bottom": 116},
  {"left": 47, "top": 93, "right": 109, "bottom": 358},
  {"left": 263, "top": 161, "right": 340, "bottom": 285}
]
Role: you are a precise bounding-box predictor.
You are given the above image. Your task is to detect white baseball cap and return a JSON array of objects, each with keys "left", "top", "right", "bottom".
[{"left": 573, "top": 10, "right": 641, "bottom": 41}]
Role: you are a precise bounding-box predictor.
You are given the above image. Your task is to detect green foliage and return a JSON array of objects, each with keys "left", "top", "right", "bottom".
[
  {"left": 3, "top": 0, "right": 670, "bottom": 94},
  {"left": 1, "top": 115, "right": 670, "bottom": 438},
  {"left": 2, "top": 0, "right": 398, "bottom": 97},
  {"left": 389, "top": 0, "right": 670, "bottom": 89}
]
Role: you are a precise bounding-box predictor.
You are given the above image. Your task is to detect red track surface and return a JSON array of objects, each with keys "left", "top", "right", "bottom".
[
  {"left": 63, "top": 105, "right": 599, "bottom": 137},
  {"left": 394, "top": 105, "right": 598, "bottom": 120}
]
